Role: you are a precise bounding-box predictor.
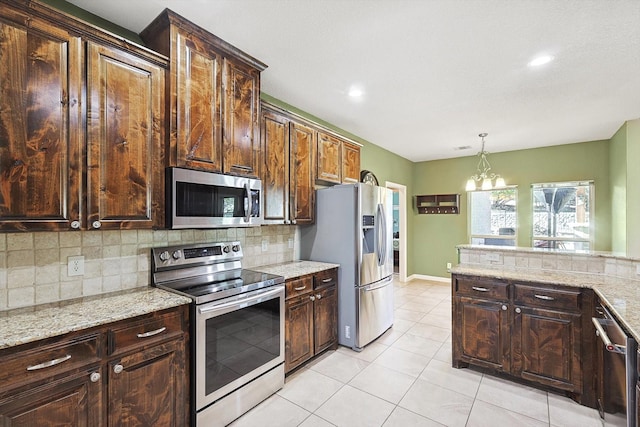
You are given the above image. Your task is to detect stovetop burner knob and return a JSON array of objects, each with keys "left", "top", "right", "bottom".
[
  {"left": 172, "top": 250, "right": 182, "bottom": 260},
  {"left": 223, "top": 246, "right": 230, "bottom": 253},
  {"left": 159, "top": 251, "right": 170, "bottom": 262},
  {"left": 232, "top": 244, "right": 240, "bottom": 252}
]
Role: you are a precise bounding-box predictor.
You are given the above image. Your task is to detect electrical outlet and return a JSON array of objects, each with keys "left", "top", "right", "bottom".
[
  {"left": 636, "top": 264, "right": 640, "bottom": 275},
  {"left": 486, "top": 252, "right": 501, "bottom": 262},
  {"left": 446, "top": 262, "right": 452, "bottom": 271},
  {"left": 261, "top": 239, "right": 269, "bottom": 252},
  {"left": 68, "top": 255, "right": 85, "bottom": 276},
  {"left": 288, "top": 238, "right": 294, "bottom": 249},
  {"left": 345, "top": 325, "right": 351, "bottom": 339}
]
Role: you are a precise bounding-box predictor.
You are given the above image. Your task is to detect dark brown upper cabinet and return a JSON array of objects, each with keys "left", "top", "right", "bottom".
[
  {"left": 141, "top": 9, "right": 266, "bottom": 178},
  {"left": 0, "top": 0, "right": 166, "bottom": 231}
]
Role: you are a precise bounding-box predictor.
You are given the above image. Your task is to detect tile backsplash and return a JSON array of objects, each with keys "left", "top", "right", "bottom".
[
  {"left": 458, "top": 246, "right": 640, "bottom": 281},
  {"left": 0, "top": 226, "right": 298, "bottom": 310}
]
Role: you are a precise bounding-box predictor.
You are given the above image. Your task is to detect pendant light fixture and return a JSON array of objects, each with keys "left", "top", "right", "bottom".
[{"left": 465, "top": 133, "right": 506, "bottom": 191}]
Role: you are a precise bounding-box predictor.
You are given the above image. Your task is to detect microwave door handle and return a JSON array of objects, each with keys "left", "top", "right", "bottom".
[{"left": 244, "top": 182, "right": 250, "bottom": 223}]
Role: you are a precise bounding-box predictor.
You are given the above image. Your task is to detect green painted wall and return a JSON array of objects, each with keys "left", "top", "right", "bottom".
[
  {"left": 627, "top": 120, "right": 640, "bottom": 257},
  {"left": 610, "top": 123, "right": 628, "bottom": 254},
  {"left": 413, "top": 140, "right": 612, "bottom": 277}
]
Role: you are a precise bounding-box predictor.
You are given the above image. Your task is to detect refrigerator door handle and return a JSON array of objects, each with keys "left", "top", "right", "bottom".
[
  {"left": 376, "top": 203, "right": 387, "bottom": 266},
  {"left": 361, "top": 276, "right": 394, "bottom": 292}
]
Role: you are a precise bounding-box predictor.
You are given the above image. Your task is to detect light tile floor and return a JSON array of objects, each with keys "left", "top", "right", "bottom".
[{"left": 230, "top": 278, "right": 604, "bottom": 427}]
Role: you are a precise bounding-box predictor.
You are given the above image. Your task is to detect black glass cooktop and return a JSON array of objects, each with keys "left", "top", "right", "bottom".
[{"left": 160, "top": 269, "right": 284, "bottom": 305}]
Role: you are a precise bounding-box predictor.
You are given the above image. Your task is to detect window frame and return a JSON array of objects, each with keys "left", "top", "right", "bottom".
[
  {"left": 531, "top": 180, "right": 594, "bottom": 251},
  {"left": 468, "top": 186, "right": 518, "bottom": 246}
]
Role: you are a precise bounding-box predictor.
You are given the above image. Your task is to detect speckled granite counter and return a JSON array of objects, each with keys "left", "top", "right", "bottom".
[
  {"left": 451, "top": 264, "right": 640, "bottom": 344},
  {"left": 0, "top": 287, "right": 191, "bottom": 350},
  {"left": 254, "top": 260, "right": 339, "bottom": 280}
]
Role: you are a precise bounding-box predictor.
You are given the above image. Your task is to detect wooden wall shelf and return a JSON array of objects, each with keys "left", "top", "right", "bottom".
[{"left": 416, "top": 194, "right": 460, "bottom": 214}]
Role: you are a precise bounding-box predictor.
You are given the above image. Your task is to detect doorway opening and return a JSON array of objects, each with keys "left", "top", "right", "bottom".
[{"left": 385, "top": 181, "right": 407, "bottom": 282}]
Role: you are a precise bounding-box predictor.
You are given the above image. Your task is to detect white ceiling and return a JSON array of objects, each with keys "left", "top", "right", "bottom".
[{"left": 67, "top": 0, "right": 640, "bottom": 162}]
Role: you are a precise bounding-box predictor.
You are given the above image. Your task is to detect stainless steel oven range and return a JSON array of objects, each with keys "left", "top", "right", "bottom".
[{"left": 152, "top": 241, "right": 285, "bottom": 427}]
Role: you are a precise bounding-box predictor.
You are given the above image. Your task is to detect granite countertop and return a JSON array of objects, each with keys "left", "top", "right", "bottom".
[
  {"left": 451, "top": 264, "right": 640, "bottom": 343},
  {"left": 0, "top": 287, "right": 191, "bottom": 350},
  {"left": 253, "top": 260, "right": 339, "bottom": 280}
]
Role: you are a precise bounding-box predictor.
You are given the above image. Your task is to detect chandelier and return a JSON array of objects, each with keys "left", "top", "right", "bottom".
[{"left": 465, "top": 133, "right": 506, "bottom": 191}]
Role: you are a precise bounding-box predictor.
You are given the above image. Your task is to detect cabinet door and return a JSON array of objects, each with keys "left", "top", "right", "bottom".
[
  {"left": 453, "top": 296, "right": 510, "bottom": 372},
  {"left": 512, "top": 306, "right": 582, "bottom": 392},
  {"left": 175, "top": 33, "right": 223, "bottom": 172},
  {"left": 261, "top": 109, "right": 289, "bottom": 223},
  {"left": 316, "top": 131, "right": 341, "bottom": 184},
  {"left": 285, "top": 295, "right": 314, "bottom": 372},
  {"left": 290, "top": 121, "right": 315, "bottom": 224},
  {"left": 314, "top": 284, "right": 337, "bottom": 354},
  {"left": 341, "top": 141, "right": 360, "bottom": 184},
  {"left": 223, "top": 59, "right": 260, "bottom": 177},
  {"left": 0, "top": 16, "right": 83, "bottom": 231},
  {"left": 108, "top": 338, "right": 187, "bottom": 427},
  {"left": 86, "top": 43, "right": 165, "bottom": 230},
  {"left": 0, "top": 368, "right": 102, "bottom": 426}
]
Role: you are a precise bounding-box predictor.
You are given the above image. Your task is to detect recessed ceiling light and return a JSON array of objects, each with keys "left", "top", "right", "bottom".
[
  {"left": 528, "top": 55, "right": 554, "bottom": 67},
  {"left": 348, "top": 86, "right": 364, "bottom": 98}
]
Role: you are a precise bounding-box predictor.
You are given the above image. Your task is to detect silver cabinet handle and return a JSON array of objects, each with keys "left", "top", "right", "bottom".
[
  {"left": 534, "top": 294, "right": 555, "bottom": 301},
  {"left": 294, "top": 285, "right": 307, "bottom": 291},
  {"left": 316, "top": 294, "right": 322, "bottom": 299},
  {"left": 137, "top": 327, "right": 166, "bottom": 338},
  {"left": 515, "top": 307, "right": 521, "bottom": 314},
  {"left": 310, "top": 295, "right": 316, "bottom": 301},
  {"left": 501, "top": 305, "right": 507, "bottom": 311},
  {"left": 322, "top": 278, "right": 332, "bottom": 283},
  {"left": 113, "top": 364, "right": 124, "bottom": 374},
  {"left": 90, "top": 372, "right": 101, "bottom": 383},
  {"left": 472, "top": 286, "right": 489, "bottom": 292},
  {"left": 92, "top": 220, "right": 101, "bottom": 229},
  {"left": 27, "top": 354, "right": 71, "bottom": 371},
  {"left": 70, "top": 220, "right": 81, "bottom": 229}
]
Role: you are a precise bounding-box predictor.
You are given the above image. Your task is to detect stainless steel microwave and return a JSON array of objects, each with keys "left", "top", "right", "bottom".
[{"left": 166, "top": 168, "right": 263, "bottom": 228}]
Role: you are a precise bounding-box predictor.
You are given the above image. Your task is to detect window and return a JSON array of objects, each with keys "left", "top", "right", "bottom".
[
  {"left": 532, "top": 181, "right": 593, "bottom": 251},
  {"left": 469, "top": 187, "right": 517, "bottom": 246}
]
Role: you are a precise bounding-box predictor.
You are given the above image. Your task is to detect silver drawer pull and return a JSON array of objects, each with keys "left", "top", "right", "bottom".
[
  {"left": 294, "top": 285, "right": 307, "bottom": 291},
  {"left": 137, "top": 327, "right": 166, "bottom": 338},
  {"left": 27, "top": 354, "right": 71, "bottom": 371},
  {"left": 534, "top": 294, "right": 555, "bottom": 301},
  {"left": 472, "top": 286, "right": 489, "bottom": 292},
  {"left": 322, "top": 278, "right": 332, "bottom": 283}
]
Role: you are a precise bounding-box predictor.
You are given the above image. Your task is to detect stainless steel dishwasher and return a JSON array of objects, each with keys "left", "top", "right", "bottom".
[{"left": 593, "top": 304, "right": 638, "bottom": 427}]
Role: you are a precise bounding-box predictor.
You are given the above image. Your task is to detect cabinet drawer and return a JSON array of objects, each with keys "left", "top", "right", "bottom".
[
  {"left": 314, "top": 268, "right": 338, "bottom": 289},
  {"left": 108, "top": 311, "right": 183, "bottom": 355},
  {"left": 286, "top": 276, "right": 313, "bottom": 299},
  {"left": 455, "top": 277, "right": 508, "bottom": 300},
  {"left": 513, "top": 284, "right": 581, "bottom": 312},
  {"left": 0, "top": 334, "right": 100, "bottom": 389}
]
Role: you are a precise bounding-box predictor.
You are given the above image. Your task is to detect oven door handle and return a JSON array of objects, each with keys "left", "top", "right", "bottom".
[{"left": 198, "top": 286, "right": 282, "bottom": 315}]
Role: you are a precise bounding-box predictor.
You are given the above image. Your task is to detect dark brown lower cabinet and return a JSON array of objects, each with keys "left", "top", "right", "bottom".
[
  {"left": 452, "top": 274, "right": 595, "bottom": 407},
  {"left": 0, "top": 305, "right": 189, "bottom": 427},
  {"left": 285, "top": 268, "right": 338, "bottom": 373}
]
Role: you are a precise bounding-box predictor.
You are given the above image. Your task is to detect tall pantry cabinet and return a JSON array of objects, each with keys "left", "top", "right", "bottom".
[
  {"left": 0, "top": 0, "right": 166, "bottom": 231},
  {"left": 141, "top": 9, "right": 267, "bottom": 178}
]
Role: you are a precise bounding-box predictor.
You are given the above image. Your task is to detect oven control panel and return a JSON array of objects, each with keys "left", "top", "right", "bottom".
[{"left": 152, "top": 241, "right": 243, "bottom": 269}]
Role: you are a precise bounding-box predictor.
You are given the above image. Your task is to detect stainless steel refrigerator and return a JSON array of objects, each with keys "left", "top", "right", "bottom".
[{"left": 300, "top": 183, "right": 394, "bottom": 351}]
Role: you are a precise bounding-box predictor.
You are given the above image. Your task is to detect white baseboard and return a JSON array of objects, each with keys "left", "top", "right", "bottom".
[{"left": 407, "top": 274, "right": 450, "bottom": 283}]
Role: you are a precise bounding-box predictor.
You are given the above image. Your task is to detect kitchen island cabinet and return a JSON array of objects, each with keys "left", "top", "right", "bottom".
[
  {"left": 0, "top": 290, "right": 190, "bottom": 427},
  {"left": 141, "top": 9, "right": 266, "bottom": 178},
  {"left": 0, "top": 0, "right": 166, "bottom": 231},
  {"left": 452, "top": 273, "right": 595, "bottom": 406}
]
